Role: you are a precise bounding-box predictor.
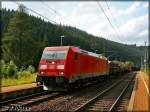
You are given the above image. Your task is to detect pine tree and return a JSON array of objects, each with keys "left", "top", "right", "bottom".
[
  {"left": 43, "top": 32, "right": 49, "bottom": 46},
  {"left": 2, "top": 4, "right": 36, "bottom": 68}
]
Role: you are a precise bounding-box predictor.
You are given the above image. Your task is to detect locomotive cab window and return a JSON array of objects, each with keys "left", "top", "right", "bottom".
[
  {"left": 42, "top": 50, "right": 67, "bottom": 59},
  {"left": 74, "top": 53, "right": 78, "bottom": 60}
]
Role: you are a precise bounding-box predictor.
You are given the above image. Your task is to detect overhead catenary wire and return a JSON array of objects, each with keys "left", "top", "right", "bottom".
[
  {"left": 41, "top": 1, "right": 77, "bottom": 27},
  {"left": 96, "top": 0, "right": 122, "bottom": 42},
  {"left": 105, "top": 0, "right": 120, "bottom": 28},
  {"left": 105, "top": 0, "right": 125, "bottom": 39},
  {"left": 40, "top": 1, "right": 79, "bottom": 38},
  {"left": 15, "top": 1, "right": 57, "bottom": 24}
]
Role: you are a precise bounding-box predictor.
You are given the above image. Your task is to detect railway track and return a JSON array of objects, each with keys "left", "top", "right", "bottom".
[
  {"left": 1, "top": 91, "right": 63, "bottom": 112},
  {"left": 115, "top": 77, "right": 135, "bottom": 111},
  {"left": 0, "top": 79, "right": 100, "bottom": 112},
  {"left": 0, "top": 91, "right": 48, "bottom": 105},
  {"left": 73, "top": 75, "right": 135, "bottom": 112},
  {"left": 30, "top": 73, "right": 134, "bottom": 112}
]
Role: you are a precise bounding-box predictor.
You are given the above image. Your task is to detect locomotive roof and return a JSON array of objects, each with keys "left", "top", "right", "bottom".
[
  {"left": 44, "top": 46, "right": 74, "bottom": 51},
  {"left": 44, "top": 46, "right": 108, "bottom": 60}
]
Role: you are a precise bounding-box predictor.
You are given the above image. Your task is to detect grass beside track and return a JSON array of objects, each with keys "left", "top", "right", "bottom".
[{"left": 1, "top": 74, "right": 36, "bottom": 87}]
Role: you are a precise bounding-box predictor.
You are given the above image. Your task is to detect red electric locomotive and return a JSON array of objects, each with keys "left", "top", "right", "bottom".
[{"left": 37, "top": 46, "right": 109, "bottom": 91}]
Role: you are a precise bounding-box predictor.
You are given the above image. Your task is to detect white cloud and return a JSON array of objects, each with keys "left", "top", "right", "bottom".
[
  {"left": 117, "top": 14, "right": 148, "bottom": 45},
  {"left": 107, "top": 2, "right": 141, "bottom": 18},
  {"left": 138, "top": 30, "right": 148, "bottom": 37},
  {"left": 2, "top": 1, "right": 18, "bottom": 10},
  {"left": 125, "top": 2, "right": 140, "bottom": 15},
  {"left": 119, "top": 14, "right": 148, "bottom": 36},
  {"left": 143, "top": 2, "right": 148, "bottom": 8},
  {"left": 71, "top": 2, "right": 99, "bottom": 17}
]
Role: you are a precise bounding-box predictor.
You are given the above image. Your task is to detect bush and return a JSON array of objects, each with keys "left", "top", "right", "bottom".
[
  {"left": 1, "top": 60, "right": 36, "bottom": 80},
  {"left": 1, "top": 59, "right": 37, "bottom": 87},
  {"left": 0, "top": 60, "right": 18, "bottom": 78},
  {"left": 7, "top": 60, "right": 18, "bottom": 77},
  {"left": 15, "top": 65, "right": 35, "bottom": 79},
  {"left": 0, "top": 60, "right": 8, "bottom": 77},
  {"left": 27, "top": 65, "right": 35, "bottom": 73}
]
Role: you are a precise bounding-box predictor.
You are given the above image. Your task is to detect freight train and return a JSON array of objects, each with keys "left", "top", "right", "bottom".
[
  {"left": 36, "top": 46, "right": 131, "bottom": 91},
  {"left": 109, "top": 60, "right": 132, "bottom": 75}
]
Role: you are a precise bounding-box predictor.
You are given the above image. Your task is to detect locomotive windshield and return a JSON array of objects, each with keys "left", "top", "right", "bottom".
[{"left": 41, "top": 51, "right": 67, "bottom": 60}]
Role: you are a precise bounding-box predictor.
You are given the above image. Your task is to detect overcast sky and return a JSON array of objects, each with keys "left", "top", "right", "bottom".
[{"left": 2, "top": 1, "right": 149, "bottom": 46}]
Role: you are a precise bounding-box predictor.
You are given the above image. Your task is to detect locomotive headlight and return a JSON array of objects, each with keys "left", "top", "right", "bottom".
[
  {"left": 60, "top": 72, "right": 64, "bottom": 75},
  {"left": 40, "top": 65, "right": 47, "bottom": 69},
  {"left": 58, "top": 71, "right": 64, "bottom": 76},
  {"left": 41, "top": 72, "right": 44, "bottom": 75},
  {"left": 51, "top": 61, "right": 55, "bottom": 64},
  {"left": 57, "top": 65, "right": 64, "bottom": 69}
]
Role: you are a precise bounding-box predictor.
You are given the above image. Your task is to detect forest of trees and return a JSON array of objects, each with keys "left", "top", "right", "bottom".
[{"left": 1, "top": 5, "right": 145, "bottom": 70}]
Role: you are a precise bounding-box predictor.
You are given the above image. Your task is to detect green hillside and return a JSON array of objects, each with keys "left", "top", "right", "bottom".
[{"left": 1, "top": 8, "right": 144, "bottom": 69}]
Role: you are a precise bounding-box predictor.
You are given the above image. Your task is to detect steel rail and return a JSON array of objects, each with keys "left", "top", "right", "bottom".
[
  {"left": 108, "top": 75, "right": 134, "bottom": 111},
  {"left": 1, "top": 92, "right": 62, "bottom": 112},
  {"left": 73, "top": 76, "right": 129, "bottom": 112},
  {"left": 0, "top": 91, "right": 48, "bottom": 105}
]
